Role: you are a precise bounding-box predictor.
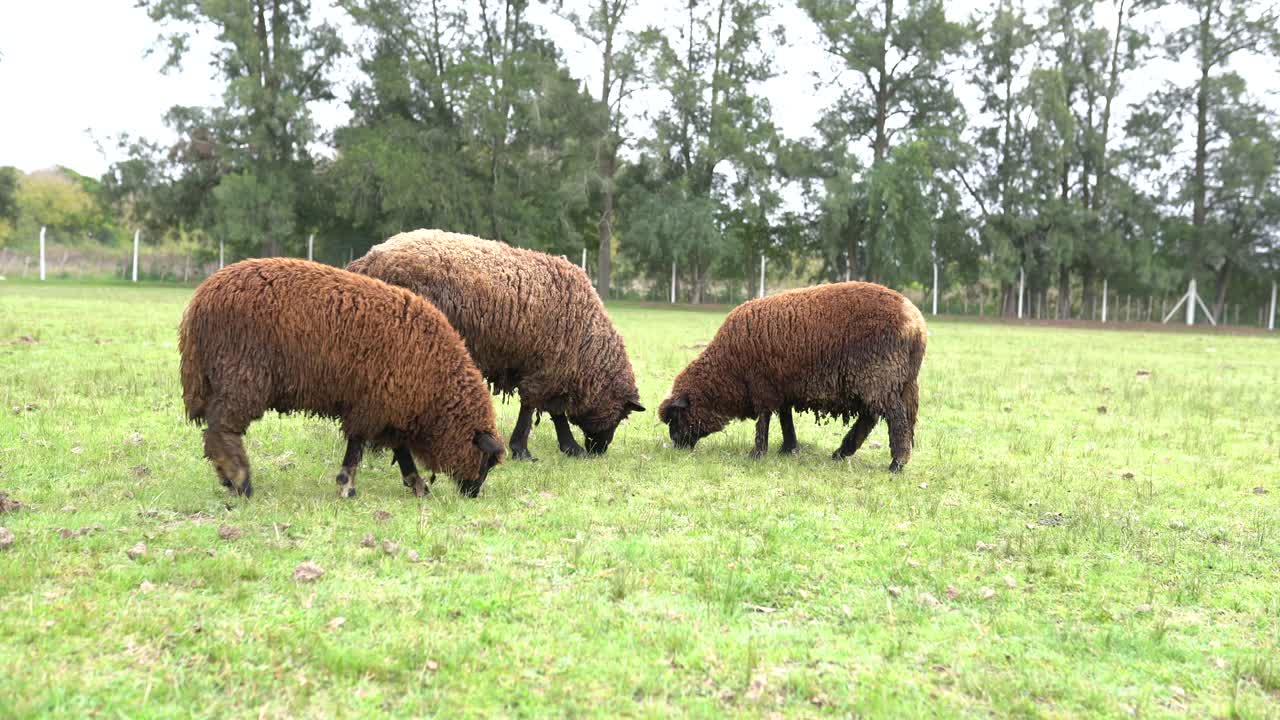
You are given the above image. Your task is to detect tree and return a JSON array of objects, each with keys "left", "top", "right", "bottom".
[
  {"left": 799, "top": 0, "right": 968, "bottom": 284},
  {"left": 561, "top": 0, "right": 642, "bottom": 299},
  {"left": 13, "top": 170, "right": 98, "bottom": 246},
  {"left": 633, "top": 0, "right": 780, "bottom": 303},
  {"left": 0, "top": 166, "right": 18, "bottom": 247},
  {"left": 130, "top": 0, "right": 345, "bottom": 257},
  {"left": 336, "top": 0, "right": 598, "bottom": 254},
  {"left": 1137, "top": 0, "right": 1280, "bottom": 313},
  {"left": 967, "top": 0, "right": 1036, "bottom": 314}
]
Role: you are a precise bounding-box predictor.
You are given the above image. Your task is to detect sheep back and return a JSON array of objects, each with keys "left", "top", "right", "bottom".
[
  {"left": 347, "top": 229, "right": 641, "bottom": 428},
  {"left": 661, "top": 281, "right": 927, "bottom": 424}
]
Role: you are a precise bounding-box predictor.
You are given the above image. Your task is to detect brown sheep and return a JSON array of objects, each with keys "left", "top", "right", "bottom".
[
  {"left": 179, "top": 258, "right": 504, "bottom": 499},
  {"left": 657, "top": 281, "right": 926, "bottom": 471},
  {"left": 347, "top": 229, "right": 644, "bottom": 460}
]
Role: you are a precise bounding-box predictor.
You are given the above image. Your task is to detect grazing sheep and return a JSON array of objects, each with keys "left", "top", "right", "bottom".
[
  {"left": 179, "top": 258, "right": 504, "bottom": 499},
  {"left": 347, "top": 229, "right": 644, "bottom": 460},
  {"left": 657, "top": 281, "right": 926, "bottom": 471}
]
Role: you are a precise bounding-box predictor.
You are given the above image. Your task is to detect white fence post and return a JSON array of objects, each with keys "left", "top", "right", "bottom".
[
  {"left": 1186, "top": 278, "right": 1196, "bottom": 325},
  {"left": 931, "top": 260, "right": 939, "bottom": 316},
  {"left": 307, "top": 234, "right": 314, "bottom": 261},
  {"left": 759, "top": 256, "right": 766, "bottom": 299},
  {"left": 219, "top": 240, "right": 225, "bottom": 269},
  {"left": 581, "top": 248, "right": 587, "bottom": 271},
  {"left": 1017, "top": 266, "right": 1024, "bottom": 319},
  {"left": 131, "top": 229, "right": 140, "bottom": 282},
  {"left": 39, "top": 226, "right": 46, "bottom": 281},
  {"left": 1101, "top": 278, "right": 1108, "bottom": 322},
  {"left": 670, "top": 260, "right": 677, "bottom": 304},
  {"left": 1269, "top": 281, "right": 1276, "bottom": 331}
]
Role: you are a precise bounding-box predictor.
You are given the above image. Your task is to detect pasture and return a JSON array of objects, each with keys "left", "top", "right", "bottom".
[{"left": 1, "top": 280, "right": 1278, "bottom": 718}]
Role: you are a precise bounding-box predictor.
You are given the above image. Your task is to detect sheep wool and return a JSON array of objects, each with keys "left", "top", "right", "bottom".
[
  {"left": 179, "top": 258, "right": 503, "bottom": 498},
  {"left": 348, "top": 229, "right": 644, "bottom": 459},
  {"left": 658, "top": 281, "right": 926, "bottom": 471}
]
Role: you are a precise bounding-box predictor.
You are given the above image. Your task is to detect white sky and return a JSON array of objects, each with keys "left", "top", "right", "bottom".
[{"left": 0, "top": 0, "right": 1276, "bottom": 179}]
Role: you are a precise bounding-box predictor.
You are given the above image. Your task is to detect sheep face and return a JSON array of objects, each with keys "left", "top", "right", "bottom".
[
  {"left": 433, "top": 431, "right": 504, "bottom": 497},
  {"left": 658, "top": 393, "right": 726, "bottom": 450},
  {"left": 575, "top": 398, "right": 646, "bottom": 455}
]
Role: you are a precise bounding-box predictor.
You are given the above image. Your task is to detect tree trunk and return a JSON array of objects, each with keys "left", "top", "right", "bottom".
[
  {"left": 1081, "top": 264, "right": 1096, "bottom": 320},
  {"left": 594, "top": 0, "right": 619, "bottom": 300},
  {"left": 1057, "top": 262, "right": 1071, "bottom": 319},
  {"left": 1212, "top": 260, "right": 1232, "bottom": 322},
  {"left": 1190, "top": 8, "right": 1211, "bottom": 274},
  {"left": 596, "top": 145, "right": 614, "bottom": 299}
]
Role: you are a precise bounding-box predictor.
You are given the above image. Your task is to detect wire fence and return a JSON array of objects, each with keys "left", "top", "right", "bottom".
[{"left": 3, "top": 226, "right": 1276, "bottom": 331}]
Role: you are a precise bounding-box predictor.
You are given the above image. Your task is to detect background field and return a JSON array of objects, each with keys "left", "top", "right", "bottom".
[{"left": 1, "top": 281, "right": 1278, "bottom": 718}]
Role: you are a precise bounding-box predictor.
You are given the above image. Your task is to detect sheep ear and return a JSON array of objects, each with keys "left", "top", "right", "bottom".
[
  {"left": 473, "top": 431, "right": 503, "bottom": 456},
  {"left": 668, "top": 395, "right": 689, "bottom": 410},
  {"left": 625, "top": 399, "right": 646, "bottom": 413}
]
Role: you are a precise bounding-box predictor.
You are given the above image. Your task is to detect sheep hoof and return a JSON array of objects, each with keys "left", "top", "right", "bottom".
[
  {"left": 749, "top": 448, "right": 766, "bottom": 460},
  {"left": 409, "top": 474, "right": 428, "bottom": 498},
  {"left": 229, "top": 469, "right": 253, "bottom": 498},
  {"left": 780, "top": 444, "right": 799, "bottom": 455},
  {"left": 560, "top": 445, "right": 586, "bottom": 458},
  {"left": 510, "top": 447, "right": 538, "bottom": 462},
  {"left": 831, "top": 449, "right": 850, "bottom": 461},
  {"left": 888, "top": 460, "right": 904, "bottom": 474}
]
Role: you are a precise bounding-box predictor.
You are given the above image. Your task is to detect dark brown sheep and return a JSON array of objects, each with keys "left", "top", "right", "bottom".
[
  {"left": 179, "top": 258, "right": 504, "bottom": 499},
  {"left": 657, "top": 281, "right": 926, "bottom": 471},
  {"left": 347, "top": 229, "right": 644, "bottom": 460}
]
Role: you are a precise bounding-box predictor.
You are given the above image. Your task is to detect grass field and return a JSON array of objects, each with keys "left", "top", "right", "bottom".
[{"left": 1, "top": 280, "right": 1278, "bottom": 718}]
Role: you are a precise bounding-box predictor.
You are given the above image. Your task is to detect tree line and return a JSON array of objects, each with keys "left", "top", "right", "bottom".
[{"left": 6, "top": 0, "right": 1279, "bottom": 319}]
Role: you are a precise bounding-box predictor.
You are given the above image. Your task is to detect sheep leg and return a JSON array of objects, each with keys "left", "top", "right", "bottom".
[
  {"left": 393, "top": 446, "right": 428, "bottom": 497},
  {"left": 336, "top": 436, "right": 363, "bottom": 498},
  {"left": 778, "top": 406, "right": 799, "bottom": 454},
  {"left": 508, "top": 403, "right": 538, "bottom": 461},
  {"left": 551, "top": 413, "right": 585, "bottom": 457},
  {"left": 887, "top": 380, "right": 920, "bottom": 473},
  {"left": 885, "top": 399, "right": 913, "bottom": 473},
  {"left": 832, "top": 413, "right": 878, "bottom": 460},
  {"left": 750, "top": 412, "right": 770, "bottom": 459},
  {"left": 204, "top": 425, "right": 252, "bottom": 498}
]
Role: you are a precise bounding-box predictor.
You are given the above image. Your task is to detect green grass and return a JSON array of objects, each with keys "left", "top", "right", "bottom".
[{"left": 1, "top": 281, "right": 1278, "bottom": 718}]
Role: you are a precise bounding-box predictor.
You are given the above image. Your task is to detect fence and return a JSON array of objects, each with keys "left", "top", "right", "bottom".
[{"left": 5, "top": 227, "right": 1277, "bottom": 331}]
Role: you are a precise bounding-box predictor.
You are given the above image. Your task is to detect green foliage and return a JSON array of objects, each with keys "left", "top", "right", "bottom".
[
  {"left": 626, "top": 0, "right": 782, "bottom": 301},
  {"left": 332, "top": 0, "right": 598, "bottom": 254},
  {"left": 799, "top": 0, "right": 972, "bottom": 286},
  {"left": 90, "top": 0, "right": 1280, "bottom": 309},
  {"left": 0, "top": 166, "right": 20, "bottom": 247}
]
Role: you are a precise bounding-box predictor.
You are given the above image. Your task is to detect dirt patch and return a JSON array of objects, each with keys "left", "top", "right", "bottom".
[
  {"left": 0, "top": 491, "right": 22, "bottom": 514},
  {"left": 293, "top": 562, "right": 324, "bottom": 583},
  {"left": 58, "top": 525, "right": 103, "bottom": 539}
]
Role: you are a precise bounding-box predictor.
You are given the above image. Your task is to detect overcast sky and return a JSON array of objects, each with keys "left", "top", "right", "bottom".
[{"left": 0, "top": 0, "right": 1276, "bottom": 179}]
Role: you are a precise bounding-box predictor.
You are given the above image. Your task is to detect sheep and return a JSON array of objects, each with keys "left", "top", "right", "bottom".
[
  {"left": 657, "top": 281, "right": 926, "bottom": 471},
  {"left": 347, "top": 229, "right": 644, "bottom": 461},
  {"left": 179, "top": 258, "right": 504, "bottom": 499}
]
